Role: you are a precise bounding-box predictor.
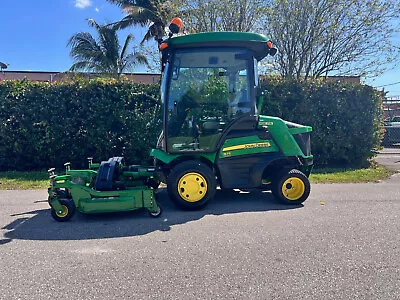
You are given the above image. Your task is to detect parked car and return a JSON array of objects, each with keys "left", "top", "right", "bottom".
[{"left": 383, "top": 116, "right": 400, "bottom": 146}]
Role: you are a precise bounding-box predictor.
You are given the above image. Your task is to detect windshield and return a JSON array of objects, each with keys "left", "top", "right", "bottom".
[{"left": 164, "top": 48, "right": 253, "bottom": 152}]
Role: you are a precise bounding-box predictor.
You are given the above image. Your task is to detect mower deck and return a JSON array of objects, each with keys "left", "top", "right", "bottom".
[{"left": 47, "top": 157, "right": 161, "bottom": 222}]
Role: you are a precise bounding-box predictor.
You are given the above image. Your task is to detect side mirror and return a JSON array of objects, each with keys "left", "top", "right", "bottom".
[
  {"left": 266, "top": 41, "right": 278, "bottom": 57},
  {"left": 269, "top": 47, "right": 278, "bottom": 56}
]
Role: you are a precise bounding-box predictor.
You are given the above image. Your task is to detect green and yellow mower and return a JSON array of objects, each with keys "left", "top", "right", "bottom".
[{"left": 48, "top": 18, "right": 313, "bottom": 221}]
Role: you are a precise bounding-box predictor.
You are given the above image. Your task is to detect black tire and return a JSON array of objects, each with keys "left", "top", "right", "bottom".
[
  {"left": 167, "top": 161, "right": 216, "bottom": 210},
  {"left": 271, "top": 169, "right": 310, "bottom": 205},
  {"left": 50, "top": 198, "right": 76, "bottom": 222},
  {"left": 148, "top": 205, "right": 162, "bottom": 218}
]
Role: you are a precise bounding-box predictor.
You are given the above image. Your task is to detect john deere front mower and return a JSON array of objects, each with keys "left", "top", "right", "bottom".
[{"left": 47, "top": 18, "right": 313, "bottom": 221}]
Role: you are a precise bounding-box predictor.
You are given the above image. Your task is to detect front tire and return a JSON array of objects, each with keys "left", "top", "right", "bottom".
[
  {"left": 167, "top": 161, "right": 216, "bottom": 210},
  {"left": 272, "top": 169, "right": 310, "bottom": 205},
  {"left": 50, "top": 198, "right": 76, "bottom": 222},
  {"left": 148, "top": 205, "right": 162, "bottom": 218}
]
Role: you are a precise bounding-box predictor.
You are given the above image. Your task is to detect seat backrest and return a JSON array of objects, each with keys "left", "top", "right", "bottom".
[{"left": 95, "top": 160, "right": 118, "bottom": 191}]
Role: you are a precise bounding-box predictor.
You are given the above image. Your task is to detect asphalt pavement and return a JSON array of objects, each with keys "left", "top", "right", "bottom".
[
  {"left": 0, "top": 153, "right": 399, "bottom": 300},
  {"left": 375, "top": 146, "right": 400, "bottom": 171}
]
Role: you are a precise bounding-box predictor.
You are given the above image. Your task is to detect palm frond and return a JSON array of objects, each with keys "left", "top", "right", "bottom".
[
  {"left": 140, "top": 21, "right": 165, "bottom": 44},
  {"left": 110, "top": 8, "right": 158, "bottom": 30},
  {"left": 120, "top": 34, "right": 134, "bottom": 61},
  {"left": 98, "top": 27, "right": 120, "bottom": 61},
  {"left": 68, "top": 17, "right": 148, "bottom": 75},
  {"left": 141, "top": 30, "right": 154, "bottom": 45},
  {"left": 107, "top": 0, "right": 174, "bottom": 44},
  {"left": 122, "top": 51, "right": 149, "bottom": 73},
  {"left": 133, "top": 52, "right": 149, "bottom": 66},
  {"left": 106, "top": 0, "right": 156, "bottom": 14},
  {"left": 122, "top": 1, "right": 155, "bottom": 11},
  {"left": 87, "top": 18, "right": 103, "bottom": 31},
  {"left": 69, "top": 61, "right": 102, "bottom": 72},
  {"left": 67, "top": 32, "right": 103, "bottom": 61}
]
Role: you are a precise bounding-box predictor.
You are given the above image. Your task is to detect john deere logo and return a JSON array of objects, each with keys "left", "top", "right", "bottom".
[
  {"left": 223, "top": 142, "right": 271, "bottom": 152},
  {"left": 259, "top": 121, "right": 274, "bottom": 126},
  {"left": 244, "top": 142, "right": 270, "bottom": 149}
]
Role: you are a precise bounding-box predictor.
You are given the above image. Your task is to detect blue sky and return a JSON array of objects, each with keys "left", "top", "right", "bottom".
[
  {"left": 1, "top": 1, "right": 148, "bottom": 71},
  {"left": 1, "top": 0, "right": 399, "bottom": 95}
]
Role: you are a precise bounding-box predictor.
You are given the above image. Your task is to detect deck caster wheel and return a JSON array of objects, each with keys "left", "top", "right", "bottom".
[
  {"left": 149, "top": 205, "right": 162, "bottom": 218},
  {"left": 272, "top": 169, "right": 311, "bottom": 205},
  {"left": 50, "top": 198, "right": 76, "bottom": 222}
]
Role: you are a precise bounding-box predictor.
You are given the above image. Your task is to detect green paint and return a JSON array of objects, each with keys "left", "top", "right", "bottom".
[
  {"left": 219, "top": 135, "right": 279, "bottom": 158},
  {"left": 69, "top": 186, "right": 156, "bottom": 214},
  {"left": 168, "top": 32, "right": 270, "bottom": 46},
  {"left": 258, "top": 115, "right": 312, "bottom": 159},
  {"left": 47, "top": 166, "right": 159, "bottom": 216},
  {"left": 150, "top": 149, "right": 180, "bottom": 164},
  {"left": 288, "top": 127, "right": 312, "bottom": 135}
]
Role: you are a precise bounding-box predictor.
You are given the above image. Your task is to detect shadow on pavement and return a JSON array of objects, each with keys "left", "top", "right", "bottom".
[{"left": 2, "top": 188, "right": 302, "bottom": 242}]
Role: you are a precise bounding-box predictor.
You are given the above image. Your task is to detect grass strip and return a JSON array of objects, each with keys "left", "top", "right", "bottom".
[
  {"left": 0, "top": 171, "right": 49, "bottom": 190},
  {"left": 0, "top": 166, "right": 396, "bottom": 190},
  {"left": 310, "top": 166, "right": 394, "bottom": 183}
]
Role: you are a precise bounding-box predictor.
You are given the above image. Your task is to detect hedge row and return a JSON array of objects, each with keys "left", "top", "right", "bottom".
[
  {"left": 0, "top": 78, "right": 162, "bottom": 170},
  {"left": 0, "top": 77, "right": 383, "bottom": 171},
  {"left": 260, "top": 78, "right": 384, "bottom": 167}
]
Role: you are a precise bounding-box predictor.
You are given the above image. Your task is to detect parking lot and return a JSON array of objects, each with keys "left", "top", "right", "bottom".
[{"left": 1, "top": 151, "right": 399, "bottom": 300}]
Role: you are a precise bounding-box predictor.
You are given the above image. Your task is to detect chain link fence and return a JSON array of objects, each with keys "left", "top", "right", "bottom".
[{"left": 382, "top": 97, "right": 400, "bottom": 148}]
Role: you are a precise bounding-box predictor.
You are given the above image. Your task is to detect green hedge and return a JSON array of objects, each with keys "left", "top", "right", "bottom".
[
  {"left": 260, "top": 78, "right": 384, "bottom": 167},
  {"left": 0, "top": 77, "right": 383, "bottom": 171},
  {"left": 0, "top": 79, "right": 162, "bottom": 171}
]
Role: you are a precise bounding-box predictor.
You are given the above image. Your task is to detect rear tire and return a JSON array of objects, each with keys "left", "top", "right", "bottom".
[
  {"left": 272, "top": 169, "right": 310, "bottom": 205},
  {"left": 167, "top": 161, "right": 216, "bottom": 210}
]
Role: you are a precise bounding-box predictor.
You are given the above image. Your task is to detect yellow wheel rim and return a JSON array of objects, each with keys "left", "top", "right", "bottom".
[
  {"left": 178, "top": 172, "right": 208, "bottom": 202},
  {"left": 56, "top": 205, "right": 69, "bottom": 218},
  {"left": 281, "top": 177, "right": 305, "bottom": 201}
]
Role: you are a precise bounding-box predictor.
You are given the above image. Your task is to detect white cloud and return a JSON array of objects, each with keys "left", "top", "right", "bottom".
[
  {"left": 75, "top": 0, "right": 93, "bottom": 9},
  {"left": 95, "top": 7, "right": 100, "bottom": 12}
]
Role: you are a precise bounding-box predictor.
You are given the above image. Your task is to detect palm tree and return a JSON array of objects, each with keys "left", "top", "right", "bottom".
[
  {"left": 68, "top": 19, "right": 148, "bottom": 77},
  {"left": 106, "top": 0, "right": 178, "bottom": 44}
]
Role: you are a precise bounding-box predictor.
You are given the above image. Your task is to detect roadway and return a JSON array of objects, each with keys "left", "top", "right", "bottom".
[{"left": 0, "top": 153, "right": 399, "bottom": 299}]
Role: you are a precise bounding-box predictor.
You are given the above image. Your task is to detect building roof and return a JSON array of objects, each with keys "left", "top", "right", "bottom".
[{"left": 0, "top": 71, "right": 161, "bottom": 84}]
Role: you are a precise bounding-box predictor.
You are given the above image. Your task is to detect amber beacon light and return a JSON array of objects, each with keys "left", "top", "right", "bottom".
[
  {"left": 266, "top": 40, "right": 277, "bottom": 56},
  {"left": 169, "top": 17, "right": 183, "bottom": 36}
]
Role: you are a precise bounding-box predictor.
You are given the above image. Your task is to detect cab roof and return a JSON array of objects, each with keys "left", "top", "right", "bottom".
[{"left": 167, "top": 32, "right": 272, "bottom": 61}]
